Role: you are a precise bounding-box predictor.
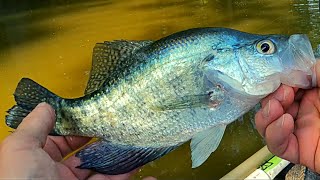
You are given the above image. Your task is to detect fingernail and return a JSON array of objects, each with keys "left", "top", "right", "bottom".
[
  {"left": 36, "top": 102, "right": 47, "bottom": 107},
  {"left": 36, "top": 102, "right": 56, "bottom": 119},
  {"left": 277, "top": 115, "right": 285, "bottom": 128},
  {"left": 312, "top": 65, "right": 317, "bottom": 87},
  {"left": 283, "top": 88, "right": 288, "bottom": 101},
  {"left": 262, "top": 100, "right": 270, "bottom": 118},
  {"left": 275, "top": 88, "right": 286, "bottom": 102}
]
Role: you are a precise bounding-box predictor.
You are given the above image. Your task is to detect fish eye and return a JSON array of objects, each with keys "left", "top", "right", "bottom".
[{"left": 256, "top": 40, "right": 276, "bottom": 55}]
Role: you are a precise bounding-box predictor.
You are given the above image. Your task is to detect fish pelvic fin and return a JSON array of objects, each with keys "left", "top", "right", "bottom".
[
  {"left": 190, "top": 124, "right": 226, "bottom": 168},
  {"left": 6, "top": 78, "right": 61, "bottom": 135},
  {"left": 76, "top": 140, "right": 177, "bottom": 175}
]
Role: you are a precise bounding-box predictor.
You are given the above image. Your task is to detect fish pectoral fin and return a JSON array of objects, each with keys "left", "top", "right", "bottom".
[
  {"left": 151, "top": 95, "right": 209, "bottom": 111},
  {"left": 85, "top": 40, "right": 154, "bottom": 94},
  {"left": 151, "top": 89, "right": 224, "bottom": 111},
  {"left": 76, "top": 140, "right": 177, "bottom": 175},
  {"left": 190, "top": 124, "right": 226, "bottom": 168},
  {"left": 151, "top": 94, "right": 220, "bottom": 111}
]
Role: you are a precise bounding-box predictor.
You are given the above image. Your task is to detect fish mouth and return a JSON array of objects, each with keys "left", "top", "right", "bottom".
[
  {"left": 279, "top": 34, "right": 316, "bottom": 89},
  {"left": 280, "top": 70, "right": 312, "bottom": 89}
]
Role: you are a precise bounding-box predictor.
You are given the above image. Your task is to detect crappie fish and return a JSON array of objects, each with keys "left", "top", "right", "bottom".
[{"left": 5, "top": 28, "right": 317, "bottom": 175}]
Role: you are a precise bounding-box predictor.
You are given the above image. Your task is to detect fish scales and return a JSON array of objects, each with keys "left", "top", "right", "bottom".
[
  {"left": 54, "top": 30, "right": 217, "bottom": 146},
  {"left": 60, "top": 63, "right": 209, "bottom": 147}
]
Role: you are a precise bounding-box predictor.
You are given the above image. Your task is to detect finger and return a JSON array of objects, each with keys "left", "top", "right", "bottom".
[
  {"left": 255, "top": 99, "right": 284, "bottom": 137},
  {"left": 293, "top": 87, "right": 299, "bottom": 93},
  {"left": 15, "top": 102, "right": 55, "bottom": 148},
  {"left": 44, "top": 136, "right": 91, "bottom": 161},
  {"left": 87, "top": 170, "right": 137, "bottom": 180},
  {"left": 313, "top": 60, "right": 320, "bottom": 87},
  {"left": 62, "top": 155, "right": 138, "bottom": 180},
  {"left": 296, "top": 90, "right": 320, "bottom": 119},
  {"left": 315, "top": 136, "right": 320, "bottom": 173},
  {"left": 265, "top": 114, "right": 299, "bottom": 163},
  {"left": 295, "top": 116, "right": 320, "bottom": 170},
  {"left": 286, "top": 102, "right": 299, "bottom": 119},
  {"left": 295, "top": 89, "right": 305, "bottom": 101},
  {"left": 261, "top": 85, "right": 295, "bottom": 110},
  {"left": 61, "top": 155, "right": 92, "bottom": 180}
]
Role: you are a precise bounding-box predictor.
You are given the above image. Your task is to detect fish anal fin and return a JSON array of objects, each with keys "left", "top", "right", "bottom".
[
  {"left": 190, "top": 124, "right": 226, "bottom": 168},
  {"left": 85, "top": 40, "right": 153, "bottom": 94},
  {"left": 76, "top": 140, "right": 176, "bottom": 175}
]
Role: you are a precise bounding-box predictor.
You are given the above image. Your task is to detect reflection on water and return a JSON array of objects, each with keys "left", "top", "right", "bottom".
[
  {"left": 0, "top": 0, "right": 319, "bottom": 179},
  {"left": 292, "top": 0, "right": 320, "bottom": 46}
]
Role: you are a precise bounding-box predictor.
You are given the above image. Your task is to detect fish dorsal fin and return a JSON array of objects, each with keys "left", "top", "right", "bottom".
[
  {"left": 85, "top": 40, "right": 153, "bottom": 94},
  {"left": 190, "top": 124, "right": 226, "bottom": 168}
]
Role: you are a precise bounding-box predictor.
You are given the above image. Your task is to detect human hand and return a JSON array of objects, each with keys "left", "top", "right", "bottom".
[
  {"left": 255, "top": 61, "right": 320, "bottom": 173},
  {"left": 0, "top": 103, "right": 136, "bottom": 180}
]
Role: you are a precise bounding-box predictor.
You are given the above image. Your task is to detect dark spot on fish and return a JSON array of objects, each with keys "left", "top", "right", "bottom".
[
  {"left": 149, "top": 111, "right": 154, "bottom": 116},
  {"left": 60, "top": 110, "right": 67, "bottom": 119},
  {"left": 81, "top": 109, "right": 87, "bottom": 115},
  {"left": 101, "top": 127, "right": 106, "bottom": 131},
  {"left": 204, "top": 55, "right": 214, "bottom": 62},
  {"left": 103, "top": 134, "right": 111, "bottom": 139},
  {"left": 99, "top": 114, "right": 104, "bottom": 120},
  {"left": 207, "top": 90, "right": 214, "bottom": 97}
]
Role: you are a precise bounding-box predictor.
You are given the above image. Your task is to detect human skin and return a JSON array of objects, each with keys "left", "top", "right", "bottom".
[
  {"left": 0, "top": 103, "right": 155, "bottom": 180},
  {"left": 255, "top": 60, "right": 320, "bottom": 173}
]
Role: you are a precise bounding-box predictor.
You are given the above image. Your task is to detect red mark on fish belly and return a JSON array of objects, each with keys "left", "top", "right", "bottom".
[
  {"left": 207, "top": 84, "right": 224, "bottom": 110},
  {"left": 208, "top": 100, "right": 220, "bottom": 109}
]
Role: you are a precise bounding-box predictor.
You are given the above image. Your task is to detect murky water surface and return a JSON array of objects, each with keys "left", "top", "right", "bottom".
[{"left": 0, "top": 0, "right": 319, "bottom": 179}]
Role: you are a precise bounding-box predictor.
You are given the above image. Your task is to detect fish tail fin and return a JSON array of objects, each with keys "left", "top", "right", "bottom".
[{"left": 6, "top": 78, "right": 62, "bottom": 134}]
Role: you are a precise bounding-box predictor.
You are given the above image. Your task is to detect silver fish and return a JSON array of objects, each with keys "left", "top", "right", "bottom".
[{"left": 6, "top": 28, "right": 316, "bottom": 174}]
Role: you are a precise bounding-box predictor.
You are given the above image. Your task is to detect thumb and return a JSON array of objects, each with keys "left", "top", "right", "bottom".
[{"left": 15, "top": 102, "right": 56, "bottom": 148}]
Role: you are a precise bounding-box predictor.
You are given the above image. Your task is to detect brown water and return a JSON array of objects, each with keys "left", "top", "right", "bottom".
[{"left": 0, "top": 0, "right": 319, "bottom": 179}]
